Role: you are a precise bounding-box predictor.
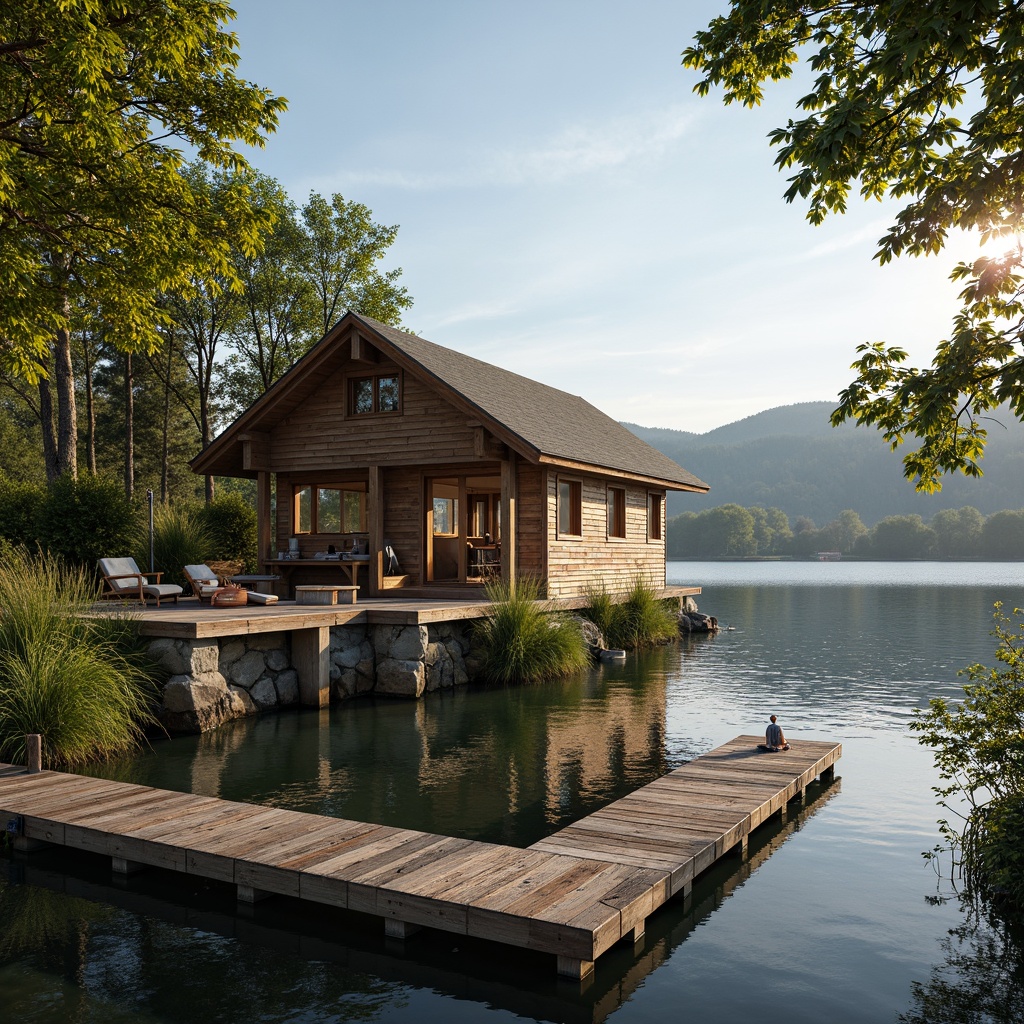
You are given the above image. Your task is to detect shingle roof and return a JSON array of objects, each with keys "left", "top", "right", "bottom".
[
  {"left": 192, "top": 311, "right": 708, "bottom": 491},
  {"left": 357, "top": 314, "right": 708, "bottom": 491}
]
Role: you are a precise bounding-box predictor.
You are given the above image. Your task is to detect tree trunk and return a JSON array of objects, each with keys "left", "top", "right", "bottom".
[
  {"left": 124, "top": 351, "right": 134, "bottom": 499},
  {"left": 53, "top": 323, "right": 78, "bottom": 479},
  {"left": 81, "top": 335, "right": 97, "bottom": 474},
  {"left": 37, "top": 371, "right": 59, "bottom": 484},
  {"left": 160, "top": 336, "right": 173, "bottom": 504}
]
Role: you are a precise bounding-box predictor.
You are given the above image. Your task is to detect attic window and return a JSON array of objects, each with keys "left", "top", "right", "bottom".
[{"left": 350, "top": 373, "right": 401, "bottom": 415}]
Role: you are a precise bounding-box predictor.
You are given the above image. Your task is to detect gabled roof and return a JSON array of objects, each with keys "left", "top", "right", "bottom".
[{"left": 192, "top": 312, "right": 709, "bottom": 492}]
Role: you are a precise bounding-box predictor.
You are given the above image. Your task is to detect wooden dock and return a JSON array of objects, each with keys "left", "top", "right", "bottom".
[{"left": 0, "top": 735, "right": 839, "bottom": 979}]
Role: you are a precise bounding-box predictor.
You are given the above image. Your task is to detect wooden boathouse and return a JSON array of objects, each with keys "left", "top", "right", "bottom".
[
  {"left": 190, "top": 312, "right": 708, "bottom": 599},
  {"left": 1, "top": 736, "right": 840, "bottom": 979}
]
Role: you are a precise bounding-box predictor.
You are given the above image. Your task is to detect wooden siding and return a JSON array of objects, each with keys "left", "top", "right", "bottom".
[
  {"left": 382, "top": 467, "right": 423, "bottom": 585},
  {"left": 545, "top": 471, "right": 666, "bottom": 599},
  {"left": 268, "top": 361, "right": 484, "bottom": 473},
  {"left": 515, "top": 463, "right": 546, "bottom": 584}
]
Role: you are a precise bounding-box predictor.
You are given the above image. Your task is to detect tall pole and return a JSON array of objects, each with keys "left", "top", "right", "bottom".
[{"left": 147, "top": 489, "right": 155, "bottom": 572}]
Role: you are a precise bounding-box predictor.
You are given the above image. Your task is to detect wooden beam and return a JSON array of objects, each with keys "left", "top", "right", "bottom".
[
  {"left": 241, "top": 431, "right": 270, "bottom": 472},
  {"left": 501, "top": 455, "right": 517, "bottom": 588},
  {"left": 291, "top": 626, "right": 330, "bottom": 707},
  {"left": 458, "top": 475, "right": 468, "bottom": 582},
  {"left": 368, "top": 465, "right": 384, "bottom": 597},
  {"left": 257, "top": 472, "right": 273, "bottom": 569}
]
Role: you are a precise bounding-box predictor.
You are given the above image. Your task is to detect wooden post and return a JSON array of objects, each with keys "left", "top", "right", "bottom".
[
  {"left": 556, "top": 955, "right": 594, "bottom": 980},
  {"left": 26, "top": 734, "right": 41, "bottom": 774},
  {"left": 257, "top": 471, "right": 273, "bottom": 568},
  {"left": 457, "top": 476, "right": 468, "bottom": 582},
  {"left": 292, "top": 626, "right": 330, "bottom": 707},
  {"left": 500, "top": 455, "right": 517, "bottom": 588},
  {"left": 368, "top": 465, "right": 383, "bottom": 596}
]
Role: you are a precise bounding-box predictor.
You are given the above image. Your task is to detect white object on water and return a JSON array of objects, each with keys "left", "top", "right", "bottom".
[{"left": 599, "top": 649, "right": 627, "bottom": 661}]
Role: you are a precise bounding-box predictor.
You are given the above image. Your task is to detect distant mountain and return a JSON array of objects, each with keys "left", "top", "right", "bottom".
[{"left": 626, "top": 402, "right": 1024, "bottom": 527}]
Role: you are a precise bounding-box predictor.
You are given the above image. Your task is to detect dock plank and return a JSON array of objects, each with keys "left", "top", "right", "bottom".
[{"left": 0, "top": 735, "right": 840, "bottom": 976}]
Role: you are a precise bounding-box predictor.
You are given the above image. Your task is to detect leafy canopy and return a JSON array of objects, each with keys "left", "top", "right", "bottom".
[
  {"left": 0, "top": 0, "right": 286, "bottom": 377},
  {"left": 684, "top": 1, "right": 1024, "bottom": 490}
]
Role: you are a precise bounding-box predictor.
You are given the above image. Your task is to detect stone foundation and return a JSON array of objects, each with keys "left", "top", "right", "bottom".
[{"left": 148, "top": 620, "right": 479, "bottom": 734}]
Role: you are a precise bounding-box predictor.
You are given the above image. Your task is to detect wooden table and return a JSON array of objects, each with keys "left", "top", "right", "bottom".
[{"left": 264, "top": 559, "right": 367, "bottom": 594}]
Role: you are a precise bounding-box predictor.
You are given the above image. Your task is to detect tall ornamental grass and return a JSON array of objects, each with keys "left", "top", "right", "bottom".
[
  {"left": 0, "top": 548, "right": 159, "bottom": 770},
  {"left": 142, "top": 503, "right": 212, "bottom": 590},
  {"left": 475, "top": 577, "right": 591, "bottom": 685},
  {"left": 584, "top": 575, "right": 679, "bottom": 650}
]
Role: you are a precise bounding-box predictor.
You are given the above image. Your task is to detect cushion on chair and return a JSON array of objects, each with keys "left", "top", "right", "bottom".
[{"left": 97, "top": 557, "right": 145, "bottom": 594}]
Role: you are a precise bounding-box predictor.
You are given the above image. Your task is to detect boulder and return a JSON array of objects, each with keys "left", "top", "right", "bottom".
[
  {"left": 160, "top": 672, "right": 234, "bottom": 734},
  {"left": 375, "top": 657, "right": 425, "bottom": 698}
]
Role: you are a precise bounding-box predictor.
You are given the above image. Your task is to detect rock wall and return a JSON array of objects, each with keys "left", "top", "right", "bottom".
[{"left": 148, "top": 620, "right": 478, "bottom": 734}]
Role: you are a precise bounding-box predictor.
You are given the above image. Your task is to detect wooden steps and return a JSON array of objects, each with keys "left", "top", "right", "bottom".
[{"left": 0, "top": 735, "right": 840, "bottom": 979}]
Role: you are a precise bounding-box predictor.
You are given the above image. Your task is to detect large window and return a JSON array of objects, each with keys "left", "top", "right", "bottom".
[
  {"left": 293, "top": 485, "right": 366, "bottom": 533},
  {"left": 607, "top": 486, "right": 626, "bottom": 539},
  {"left": 349, "top": 373, "right": 401, "bottom": 415},
  {"left": 557, "top": 478, "right": 582, "bottom": 538},
  {"left": 648, "top": 492, "right": 663, "bottom": 542}
]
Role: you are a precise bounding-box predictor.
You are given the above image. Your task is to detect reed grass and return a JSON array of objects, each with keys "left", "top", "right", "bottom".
[
  {"left": 475, "top": 577, "right": 591, "bottom": 684},
  {"left": 0, "top": 548, "right": 159, "bottom": 769},
  {"left": 142, "top": 503, "right": 212, "bottom": 590},
  {"left": 584, "top": 575, "right": 679, "bottom": 650}
]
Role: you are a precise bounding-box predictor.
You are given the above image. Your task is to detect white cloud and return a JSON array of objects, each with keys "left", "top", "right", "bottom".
[{"left": 321, "top": 103, "right": 697, "bottom": 193}]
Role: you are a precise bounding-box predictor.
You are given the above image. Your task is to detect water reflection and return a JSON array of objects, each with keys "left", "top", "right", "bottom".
[
  {"left": 89, "top": 668, "right": 679, "bottom": 848},
  {"left": 900, "top": 905, "right": 1024, "bottom": 1024}
]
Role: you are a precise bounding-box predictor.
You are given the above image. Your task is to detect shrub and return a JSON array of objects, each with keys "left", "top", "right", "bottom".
[
  {"left": 475, "top": 577, "right": 591, "bottom": 685},
  {"left": 912, "top": 604, "right": 1024, "bottom": 907},
  {"left": 0, "top": 548, "right": 159, "bottom": 769},
  {"left": 35, "top": 474, "right": 141, "bottom": 568},
  {"left": 583, "top": 575, "right": 678, "bottom": 650},
  {"left": 201, "top": 492, "right": 258, "bottom": 571},
  {"left": 142, "top": 503, "right": 212, "bottom": 590},
  {"left": 0, "top": 473, "right": 45, "bottom": 547}
]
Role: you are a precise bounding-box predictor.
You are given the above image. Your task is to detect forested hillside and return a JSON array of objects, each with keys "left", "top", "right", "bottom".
[{"left": 628, "top": 403, "right": 1024, "bottom": 527}]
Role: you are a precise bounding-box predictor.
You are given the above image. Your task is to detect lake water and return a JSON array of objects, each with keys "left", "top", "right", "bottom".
[{"left": 4, "top": 561, "right": 1024, "bottom": 1023}]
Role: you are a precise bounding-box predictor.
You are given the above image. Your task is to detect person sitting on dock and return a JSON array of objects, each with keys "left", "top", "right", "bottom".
[{"left": 758, "top": 715, "right": 790, "bottom": 752}]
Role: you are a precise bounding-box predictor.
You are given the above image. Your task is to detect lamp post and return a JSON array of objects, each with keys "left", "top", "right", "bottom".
[{"left": 147, "top": 489, "right": 155, "bottom": 573}]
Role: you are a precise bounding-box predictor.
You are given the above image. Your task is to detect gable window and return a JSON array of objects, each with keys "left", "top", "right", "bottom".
[
  {"left": 607, "top": 486, "right": 626, "bottom": 539},
  {"left": 349, "top": 373, "right": 402, "bottom": 415},
  {"left": 648, "top": 493, "right": 663, "bottom": 542},
  {"left": 557, "top": 478, "right": 582, "bottom": 538}
]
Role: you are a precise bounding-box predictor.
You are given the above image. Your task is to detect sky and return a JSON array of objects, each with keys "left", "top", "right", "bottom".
[{"left": 227, "top": 0, "right": 979, "bottom": 434}]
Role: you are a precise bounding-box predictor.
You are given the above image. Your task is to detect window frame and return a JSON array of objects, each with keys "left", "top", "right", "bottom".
[
  {"left": 607, "top": 485, "right": 626, "bottom": 540},
  {"left": 647, "top": 492, "right": 663, "bottom": 542},
  {"left": 347, "top": 371, "right": 403, "bottom": 417},
  {"left": 292, "top": 483, "right": 368, "bottom": 535},
  {"left": 557, "top": 477, "right": 582, "bottom": 539}
]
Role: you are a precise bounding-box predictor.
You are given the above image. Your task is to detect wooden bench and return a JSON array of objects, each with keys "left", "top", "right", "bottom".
[{"left": 294, "top": 585, "right": 358, "bottom": 606}]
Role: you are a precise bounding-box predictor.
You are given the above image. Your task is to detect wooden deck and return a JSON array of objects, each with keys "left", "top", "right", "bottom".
[{"left": 0, "top": 735, "right": 839, "bottom": 979}]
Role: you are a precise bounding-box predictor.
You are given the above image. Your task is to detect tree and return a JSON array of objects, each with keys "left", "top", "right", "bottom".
[
  {"left": 869, "top": 514, "right": 936, "bottom": 559},
  {"left": 932, "top": 506, "right": 986, "bottom": 558},
  {"left": 818, "top": 509, "right": 868, "bottom": 554},
  {"left": 684, "top": 3, "right": 1024, "bottom": 491},
  {"left": 300, "top": 192, "right": 413, "bottom": 337},
  {"left": 0, "top": 0, "right": 285, "bottom": 477},
  {"left": 981, "top": 510, "right": 1024, "bottom": 560}
]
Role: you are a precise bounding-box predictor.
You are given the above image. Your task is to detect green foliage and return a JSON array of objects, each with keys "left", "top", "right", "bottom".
[
  {"left": 0, "top": 473, "right": 45, "bottom": 546},
  {"left": 867, "top": 514, "right": 936, "bottom": 560},
  {"left": 912, "top": 606, "right": 1024, "bottom": 906},
  {"left": 200, "top": 492, "right": 257, "bottom": 571},
  {"left": 982, "top": 510, "right": 1024, "bottom": 560},
  {"left": 144, "top": 504, "right": 212, "bottom": 590},
  {"left": 0, "top": 548, "right": 158, "bottom": 769},
  {"left": 475, "top": 577, "right": 591, "bottom": 685},
  {"left": 35, "top": 474, "right": 141, "bottom": 567},
  {"left": 583, "top": 577, "right": 678, "bottom": 650},
  {"left": 684, "top": 3, "right": 1024, "bottom": 489},
  {"left": 0, "top": 1, "right": 285, "bottom": 376}
]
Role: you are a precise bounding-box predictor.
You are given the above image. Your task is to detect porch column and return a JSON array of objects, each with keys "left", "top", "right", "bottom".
[
  {"left": 501, "top": 455, "right": 517, "bottom": 588},
  {"left": 368, "top": 465, "right": 383, "bottom": 597},
  {"left": 257, "top": 471, "right": 273, "bottom": 568}
]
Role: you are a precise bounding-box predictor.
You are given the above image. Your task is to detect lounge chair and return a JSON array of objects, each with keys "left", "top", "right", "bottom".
[
  {"left": 183, "top": 564, "right": 222, "bottom": 603},
  {"left": 97, "top": 557, "right": 183, "bottom": 607}
]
